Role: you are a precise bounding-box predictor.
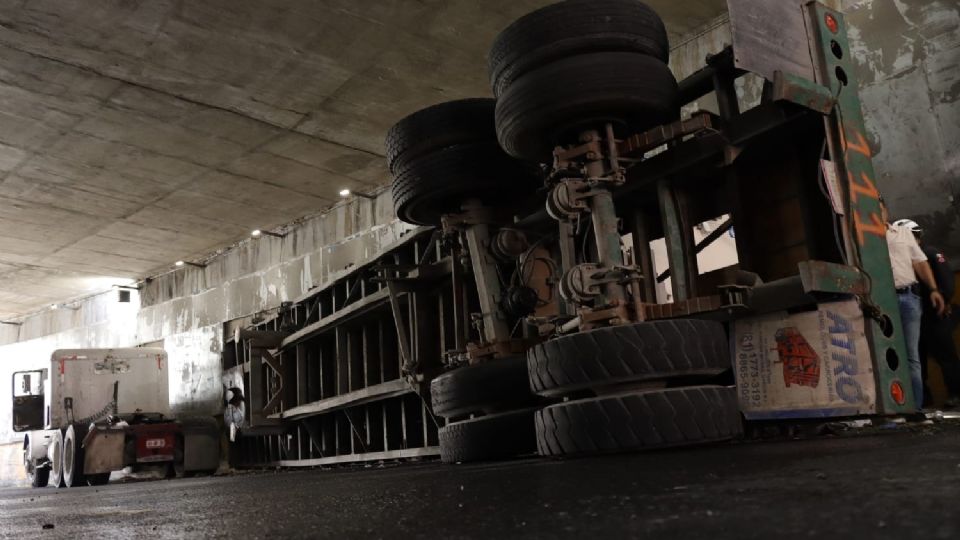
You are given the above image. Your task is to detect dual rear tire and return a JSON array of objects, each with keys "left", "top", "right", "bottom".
[
  {"left": 386, "top": 99, "right": 538, "bottom": 226},
  {"left": 535, "top": 386, "right": 741, "bottom": 457},
  {"left": 39, "top": 425, "right": 110, "bottom": 488},
  {"left": 527, "top": 320, "right": 742, "bottom": 457},
  {"left": 432, "top": 321, "right": 742, "bottom": 462},
  {"left": 62, "top": 424, "right": 87, "bottom": 488},
  {"left": 488, "top": 0, "right": 670, "bottom": 97},
  {"left": 431, "top": 357, "right": 541, "bottom": 463},
  {"left": 489, "top": 0, "right": 679, "bottom": 163}
]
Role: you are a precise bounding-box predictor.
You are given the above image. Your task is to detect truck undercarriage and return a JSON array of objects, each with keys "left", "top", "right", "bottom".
[{"left": 226, "top": 0, "right": 914, "bottom": 467}]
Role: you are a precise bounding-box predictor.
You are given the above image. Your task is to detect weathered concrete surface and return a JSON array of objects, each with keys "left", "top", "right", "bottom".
[
  {"left": 0, "top": 0, "right": 726, "bottom": 320},
  {"left": 0, "top": 442, "right": 25, "bottom": 488},
  {"left": 0, "top": 0, "right": 949, "bottom": 320},
  {"left": 0, "top": 192, "right": 418, "bottom": 444},
  {"left": 844, "top": 0, "right": 960, "bottom": 261},
  {"left": 2, "top": 425, "right": 960, "bottom": 538}
]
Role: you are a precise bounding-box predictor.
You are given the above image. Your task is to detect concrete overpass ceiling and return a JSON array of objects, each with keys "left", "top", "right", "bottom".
[{"left": 0, "top": 0, "right": 726, "bottom": 319}]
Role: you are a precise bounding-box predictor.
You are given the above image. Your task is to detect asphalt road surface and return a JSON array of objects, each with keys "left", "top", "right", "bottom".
[{"left": 2, "top": 422, "right": 960, "bottom": 539}]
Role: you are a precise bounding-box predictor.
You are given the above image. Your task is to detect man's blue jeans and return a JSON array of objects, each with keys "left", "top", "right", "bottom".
[{"left": 898, "top": 291, "right": 924, "bottom": 409}]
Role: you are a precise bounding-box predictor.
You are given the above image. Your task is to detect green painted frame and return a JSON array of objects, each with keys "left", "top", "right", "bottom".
[{"left": 808, "top": 2, "right": 913, "bottom": 414}]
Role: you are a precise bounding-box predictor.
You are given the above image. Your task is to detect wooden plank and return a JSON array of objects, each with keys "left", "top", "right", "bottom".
[
  {"left": 274, "top": 379, "right": 411, "bottom": 420},
  {"left": 260, "top": 446, "right": 440, "bottom": 468}
]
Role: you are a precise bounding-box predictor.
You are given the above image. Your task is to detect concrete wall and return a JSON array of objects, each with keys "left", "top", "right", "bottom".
[
  {"left": 0, "top": 442, "right": 26, "bottom": 488},
  {"left": 843, "top": 0, "right": 960, "bottom": 261},
  {"left": 0, "top": 191, "right": 411, "bottom": 449}
]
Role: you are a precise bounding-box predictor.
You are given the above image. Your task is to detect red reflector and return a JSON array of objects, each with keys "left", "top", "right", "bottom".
[
  {"left": 890, "top": 381, "right": 906, "bottom": 405},
  {"left": 145, "top": 438, "right": 166, "bottom": 449},
  {"left": 825, "top": 13, "right": 839, "bottom": 34}
]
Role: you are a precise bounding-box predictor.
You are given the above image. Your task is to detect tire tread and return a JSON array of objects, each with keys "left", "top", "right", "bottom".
[
  {"left": 489, "top": 0, "right": 669, "bottom": 96},
  {"left": 391, "top": 142, "right": 534, "bottom": 226},
  {"left": 439, "top": 408, "right": 537, "bottom": 463},
  {"left": 536, "top": 386, "right": 742, "bottom": 456},
  {"left": 495, "top": 51, "right": 679, "bottom": 161},
  {"left": 385, "top": 98, "right": 497, "bottom": 174},
  {"left": 430, "top": 357, "right": 537, "bottom": 420},
  {"left": 527, "top": 319, "right": 730, "bottom": 396}
]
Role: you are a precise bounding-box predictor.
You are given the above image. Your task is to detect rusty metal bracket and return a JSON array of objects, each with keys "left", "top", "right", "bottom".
[
  {"left": 558, "top": 263, "right": 644, "bottom": 310},
  {"left": 578, "top": 304, "right": 632, "bottom": 331},
  {"left": 546, "top": 180, "right": 591, "bottom": 220},
  {"left": 553, "top": 137, "right": 605, "bottom": 170},
  {"left": 797, "top": 260, "right": 867, "bottom": 296},
  {"left": 771, "top": 70, "right": 835, "bottom": 115},
  {"left": 617, "top": 112, "right": 719, "bottom": 159},
  {"left": 465, "top": 339, "right": 533, "bottom": 364},
  {"left": 384, "top": 278, "right": 415, "bottom": 376},
  {"left": 643, "top": 296, "right": 723, "bottom": 320},
  {"left": 718, "top": 284, "right": 752, "bottom": 311},
  {"left": 558, "top": 263, "right": 603, "bottom": 305},
  {"left": 439, "top": 202, "right": 513, "bottom": 230},
  {"left": 545, "top": 177, "right": 626, "bottom": 221}
]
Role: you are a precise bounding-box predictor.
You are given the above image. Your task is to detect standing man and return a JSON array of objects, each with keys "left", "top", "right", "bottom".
[
  {"left": 881, "top": 198, "right": 946, "bottom": 409},
  {"left": 894, "top": 219, "right": 960, "bottom": 408}
]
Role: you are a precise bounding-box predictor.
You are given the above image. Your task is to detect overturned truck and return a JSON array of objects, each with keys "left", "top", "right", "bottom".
[{"left": 227, "top": 0, "right": 914, "bottom": 466}]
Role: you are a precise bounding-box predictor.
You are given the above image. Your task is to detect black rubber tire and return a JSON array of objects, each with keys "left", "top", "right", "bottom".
[
  {"left": 25, "top": 438, "right": 49, "bottom": 488},
  {"left": 391, "top": 142, "right": 535, "bottom": 226},
  {"left": 49, "top": 429, "right": 65, "bottom": 488},
  {"left": 385, "top": 99, "right": 498, "bottom": 175},
  {"left": 31, "top": 466, "right": 49, "bottom": 488},
  {"left": 430, "top": 357, "right": 538, "bottom": 421},
  {"left": 527, "top": 319, "right": 730, "bottom": 397},
  {"left": 489, "top": 0, "right": 670, "bottom": 97},
  {"left": 495, "top": 51, "right": 679, "bottom": 162},
  {"left": 439, "top": 408, "right": 538, "bottom": 463},
  {"left": 63, "top": 424, "right": 87, "bottom": 488},
  {"left": 86, "top": 473, "right": 110, "bottom": 486},
  {"left": 536, "top": 386, "right": 742, "bottom": 456}
]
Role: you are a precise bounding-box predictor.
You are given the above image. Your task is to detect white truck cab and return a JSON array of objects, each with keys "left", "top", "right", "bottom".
[{"left": 14, "top": 348, "right": 220, "bottom": 488}]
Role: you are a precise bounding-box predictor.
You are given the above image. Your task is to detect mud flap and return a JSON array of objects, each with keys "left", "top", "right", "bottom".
[
  {"left": 181, "top": 417, "right": 220, "bottom": 473},
  {"left": 83, "top": 428, "right": 125, "bottom": 475}
]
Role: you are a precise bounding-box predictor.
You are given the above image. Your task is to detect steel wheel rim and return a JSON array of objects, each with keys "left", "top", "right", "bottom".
[
  {"left": 51, "top": 435, "right": 62, "bottom": 486},
  {"left": 64, "top": 435, "right": 74, "bottom": 480}
]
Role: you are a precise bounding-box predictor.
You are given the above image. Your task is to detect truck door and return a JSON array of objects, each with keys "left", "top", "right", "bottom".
[{"left": 12, "top": 370, "right": 45, "bottom": 431}]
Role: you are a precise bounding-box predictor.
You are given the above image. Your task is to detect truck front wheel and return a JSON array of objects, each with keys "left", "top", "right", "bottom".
[{"left": 24, "top": 437, "right": 48, "bottom": 488}]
